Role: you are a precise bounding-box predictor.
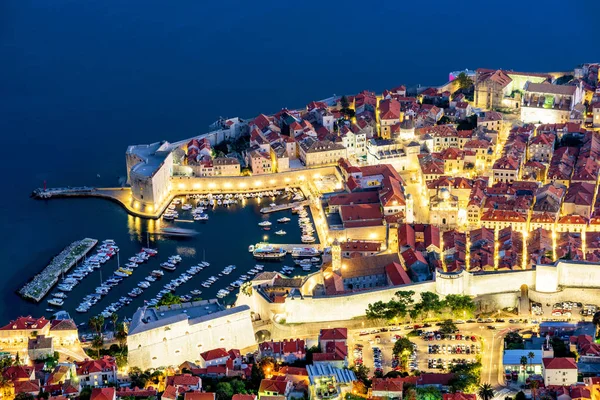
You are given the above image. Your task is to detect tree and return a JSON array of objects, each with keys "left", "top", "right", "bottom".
[
  {"left": 445, "top": 295, "right": 476, "bottom": 318},
  {"left": 129, "top": 367, "right": 149, "bottom": 388},
  {"left": 530, "top": 380, "right": 539, "bottom": 400},
  {"left": 478, "top": 383, "right": 494, "bottom": 400},
  {"left": 15, "top": 393, "right": 35, "bottom": 400},
  {"left": 450, "top": 362, "right": 481, "bottom": 393},
  {"left": 416, "top": 386, "right": 442, "bottom": 400},
  {"left": 439, "top": 320, "right": 457, "bottom": 335},
  {"left": 456, "top": 72, "right": 474, "bottom": 90},
  {"left": 115, "top": 322, "right": 128, "bottom": 349},
  {"left": 515, "top": 391, "right": 526, "bottom": 400},
  {"left": 91, "top": 335, "right": 104, "bottom": 359},
  {"left": 520, "top": 356, "right": 528, "bottom": 375},
  {"left": 393, "top": 338, "right": 414, "bottom": 371},
  {"left": 418, "top": 292, "right": 444, "bottom": 319},
  {"left": 593, "top": 311, "right": 600, "bottom": 337},
  {"left": 340, "top": 95, "right": 350, "bottom": 110},
  {"left": 527, "top": 351, "right": 535, "bottom": 373},
  {"left": 216, "top": 382, "right": 233, "bottom": 400},
  {"left": 111, "top": 313, "right": 119, "bottom": 331},
  {"left": 157, "top": 293, "right": 182, "bottom": 307},
  {"left": 259, "top": 357, "right": 275, "bottom": 378},
  {"left": 349, "top": 363, "right": 370, "bottom": 383},
  {"left": 404, "top": 388, "right": 417, "bottom": 400}
]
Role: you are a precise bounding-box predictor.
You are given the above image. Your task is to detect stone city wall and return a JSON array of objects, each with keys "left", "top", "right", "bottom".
[{"left": 127, "top": 308, "right": 255, "bottom": 370}]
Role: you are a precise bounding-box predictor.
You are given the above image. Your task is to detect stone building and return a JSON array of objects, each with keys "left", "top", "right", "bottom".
[{"left": 127, "top": 300, "right": 255, "bottom": 370}]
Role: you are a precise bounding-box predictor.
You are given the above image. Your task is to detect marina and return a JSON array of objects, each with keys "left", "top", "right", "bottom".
[
  {"left": 19, "top": 238, "right": 98, "bottom": 302},
  {"left": 15, "top": 190, "right": 323, "bottom": 323}
]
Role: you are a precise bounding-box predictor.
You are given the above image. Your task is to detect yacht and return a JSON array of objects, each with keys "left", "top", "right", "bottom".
[
  {"left": 159, "top": 227, "right": 198, "bottom": 237},
  {"left": 190, "top": 289, "right": 202, "bottom": 296},
  {"left": 151, "top": 270, "right": 164, "bottom": 277},
  {"left": 48, "top": 298, "right": 64, "bottom": 307},
  {"left": 182, "top": 204, "right": 192, "bottom": 210},
  {"left": 301, "top": 235, "right": 316, "bottom": 243},
  {"left": 53, "top": 292, "right": 67, "bottom": 299},
  {"left": 145, "top": 276, "right": 157, "bottom": 282},
  {"left": 248, "top": 245, "right": 255, "bottom": 252},
  {"left": 275, "top": 230, "right": 286, "bottom": 235},
  {"left": 161, "top": 263, "right": 176, "bottom": 271},
  {"left": 277, "top": 217, "right": 291, "bottom": 223},
  {"left": 258, "top": 221, "right": 272, "bottom": 227},
  {"left": 311, "top": 257, "right": 321, "bottom": 263},
  {"left": 253, "top": 245, "right": 287, "bottom": 259}
]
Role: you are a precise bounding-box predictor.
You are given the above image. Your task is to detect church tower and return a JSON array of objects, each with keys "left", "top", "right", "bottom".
[{"left": 332, "top": 239, "right": 341, "bottom": 273}]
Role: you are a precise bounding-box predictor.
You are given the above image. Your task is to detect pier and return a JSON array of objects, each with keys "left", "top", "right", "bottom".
[
  {"left": 270, "top": 243, "right": 323, "bottom": 251},
  {"left": 19, "top": 238, "right": 98, "bottom": 302},
  {"left": 260, "top": 199, "right": 310, "bottom": 214}
]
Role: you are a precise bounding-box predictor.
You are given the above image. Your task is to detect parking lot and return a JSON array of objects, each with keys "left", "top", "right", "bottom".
[
  {"left": 531, "top": 301, "right": 598, "bottom": 319},
  {"left": 348, "top": 324, "right": 482, "bottom": 374}
]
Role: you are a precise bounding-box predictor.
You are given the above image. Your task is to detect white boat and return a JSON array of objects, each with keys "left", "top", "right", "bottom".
[
  {"left": 275, "top": 230, "right": 286, "bottom": 235},
  {"left": 258, "top": 221, "right": 272, "bottom": 227},
  {"left": 248, "top": 245, "right": 255, "bottom": 252},
  {"left": 301, "top": 235, "right": 316, "bottom": 243},
  {"left": 182, "top": 204, "right": 192, "bottom": 210},
  {"left": 48, "top": 298, "right": 64, "bottom": 307},
  {"left": 277, "top": 217, "right": 291, "bottom": 223},
  {"left": 53, "top": 292, "right": 67, "bottom": 299}
]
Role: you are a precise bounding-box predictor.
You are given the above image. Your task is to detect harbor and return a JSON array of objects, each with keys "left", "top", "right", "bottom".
[
  {"left": 19, "top": 238, "right": 98, "bottom": 302},
  {"left": 15, "top": 189, "right": 325, "bottom": 323}
]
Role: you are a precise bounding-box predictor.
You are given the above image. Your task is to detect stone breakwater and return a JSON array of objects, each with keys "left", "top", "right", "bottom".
[{"left": 19, "top": 238, "right": 97, "bottom": 302}]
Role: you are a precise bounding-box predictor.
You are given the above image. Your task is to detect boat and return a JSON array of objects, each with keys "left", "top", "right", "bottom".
[
  {"left": 190, "top": 289, "right": 202, "bottom": 296},
  {"left": 161, "top": 263, "right": 176, "bottom": 271},
  {"left": 301, "top": 235, "right": 316, "bottom": 243},
  {"left": 151, "top": 270, "right": 164, "bottom": 277},
  {"left": 48, "top": 298, "right": 64, "bottom": 307},
  {"left": 258, "top": 221, "right": 272, "bottom": 227},
  {"left": 159, "top": 227, "right": 199, "bottom": 237},
  {"left": 291, "top": 247, "right": 321, "bottom": 257},
  {"left": 145, "top": 276, "right": 156, "bottom": 282},
  {"left": 302, "top": 266, "right": 312, "bottom": 271},
  {"left": 275, "top": 230, "right": 286, "bottom": 235},
  {"left": 53, "top": 292, "right": 67, "bottom": 299},
  {"left": 253, "top": 245, "right": 287, "bottom": 259},
  {"left": 248, "top": 245, "right": 255, "bottom": 252},
  {"left": 311, "top": 257, "right": 321, "bottom": 263},
  {"left": 182, "top": 204, "right": 192, "bottom": 210},
  {"left": 277, "top": 217, "right": 291, "bottom": 223}
]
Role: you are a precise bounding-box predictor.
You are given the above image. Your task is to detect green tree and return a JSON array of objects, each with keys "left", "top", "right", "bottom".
[
  {"left": 439, "top": 320, "right": 457, "bottom": 334},
  {"left": 449, "top": 362, "right": 481, "bottom": 393},
  {"left": 340, "top": 95, "right": 350, "bottom": 110},
  {"left": 393, "top": 338, "right": 414, "bottom": 371},
  {"left": 515, "top": 391, "right": 526, "bottom": 400},
  {"left": 15, "top": 394, "right": 35, "bottom": 400},
  {"left": 478, "top": 383, "right": 494, "bottom": 400},
  {"left": 157, "top": 293, "right": 182, "bottom": 307},
  {"left": 216, "top": 382, "right": 233, "bottom": 400},
  {"left": 79, "top": 388, "right": 92, "bottom": 400},
  {"left": 418, "top": 292, "right": 444, "bottom": 319},
  {"left": 593, "top": 311, "right": 600, "bottom": 337},
  {"left": 445, "top": 295, "right": 476, "bottom": 318},
  {"left": 416, "top": 386, "right": 442, "bottom": 400},
  {"left": 91, "top": 335, "right": 104, "bottom": 359},
  {"left": 111, "top": 313, "right": 119, "bottom": 331},
  {"left": 520, "top": 356, "right": 528, "bottom": 376},
  {"left": 129, "top": 367, "right": 149, "bottom": 388},
  {"left": 115, "top": 322, "right": 128, "bottom": 349},
  {"left": 230, "top": 380, "right": 247, "bottom": 395},
  {"left": 527, "top": 351, "right": 535, "bottom": 372},
  {"left": 456, "top": 72, "right": 474, "bottom": 90},
  {"left": 405, "top": 388, "right": 417, "bottom": 400},
  {"left": 349, "top": 363, "right": 370, "bottom": 383}
]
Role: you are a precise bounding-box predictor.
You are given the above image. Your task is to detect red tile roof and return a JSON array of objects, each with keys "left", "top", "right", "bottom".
[
  {"left": 542, "top": 357, "right": 578, "bottom": 370},
  {"left": 385, "top": 262, "right": 412, "bottom": 286},
  {"left": 2, "top": 366, "right": 34, "bottom": 381},
  {"left": 200, "top": 348, "right": 229, "bottom": 362},
  {"left": 75, "top": 357, "right": 116, "bottom": 375},
  {"left": 90, "top": 387, "right": 115, "bottom": 400},
  {"left": 320, "top": 328, "right": 348, "bottom": 341},
  {"left": 184, "top": 392, "right": 215, "bottom": 400},
  {"left": 258, "top": 379, "right": 289, "bottom": 395},
  {"left": 372, "top": 377, "right": 404, "bottom": 393},
  {"left": 0, "top": 316, "right": 49, "bottom": 330},
  {"left": 14, "top": 380, "right": 40, "bottom": 394}
]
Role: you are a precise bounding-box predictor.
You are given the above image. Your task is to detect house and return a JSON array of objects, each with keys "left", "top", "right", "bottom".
[
  {"left": 232, "top": 395, "right": 257, "bottom": 400},
  {"left": 184, "top": 392, "right": 215, "bottom": 400},
  {"left": 443, "top": 393, "right": 477, "bottom": 400},
  {"left": 2, "top": 366, "right": 35, "bottom": 382},
  {"left": 528, "top": 133, "right": 556, "bottom": 163},
  {"left": 258, "top": 379, "right": 292, "bottom": 399},
  {"left": 28, "top": 335, "right": 54, "bottom": 360},
  {"left": 298, "top": 137, "right": 346, "bottom": 167},
  {"left": 116, "top": 387, "right": 158, "bottom": 399},
  {"left": 166, "top": 374, "right": 202, "bottom": 391},
  {"left": 247, "top": 149, "right": 274, "bottom": 175},
  {"left": 521, "top": 82, "right": 584, "bottom": 124},
  {"left": 199, "top": 348, "right": 229, "bottom": 368},
  {"left": 543, "top": 358, "right": 578, "bottom": 386},
  {"left": 370, "top": 377, "right": 404, "bottom": 399},
  {"left": 75, "top": 357, "right": 117, "bottom": 387},
  {"left": 161, "top": 385, "right": 179, "bottom": 400},
  {"left": 258, "top": 339, "right": 305, "bottom": 364},
  {"left": 318, "top": 328, "right": 347, "bottom": 351},
  {"left": 14, "top": 380, "right": 41, "bottom": 396},
  {"left": 378, "top": 99, "right": 401, "bottom": 139},
  {"left": 563, "top": 182, "right": 595, "bottom": 219},
  {"left": 90, "top": 388, "right": 116, "bottom": 400}
]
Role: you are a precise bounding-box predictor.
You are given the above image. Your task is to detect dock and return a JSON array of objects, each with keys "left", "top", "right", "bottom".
[
  {"left": 270, "top": 243, "right": 323, "bottom": 251},
  {"left": 19, "top": 238, "right": 98, "bottom": 302},
  {"left": 32, "top": 187, "right": 96, "bottom": 198},
  {"left": 260, "top": 200, "right": 310, "bottom": 214}
]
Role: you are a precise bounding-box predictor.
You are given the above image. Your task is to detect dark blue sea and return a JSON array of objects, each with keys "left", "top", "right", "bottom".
[{"left": 1, "top": 0, "right": 597, "bottom": 323}]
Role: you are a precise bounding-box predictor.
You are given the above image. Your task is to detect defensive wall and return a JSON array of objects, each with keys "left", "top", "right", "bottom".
[{"left": 238, "top": 260, "right": 600, "bottom": 324}]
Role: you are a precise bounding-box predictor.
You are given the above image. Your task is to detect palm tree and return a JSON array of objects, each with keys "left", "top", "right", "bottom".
[
  {"left": 527, "top": 351, "right": 535, "bottom": 373},
  {"left": 478, "top": 383, "right": 494, "bottom": 400},
  {"left": 96, "top": 315, "right": 105, "bottom": 335},
  {"left": 91, "top": 335, "right": 104, "bottom": 359},
  {"left": 88, "top": 317, "right": 98, "bottom": 334},
  {"left": 111, "top": 313, "right": 119, "bottom": 331},
  {"left": 115, "top": 323, "right": 128, "bottom": 350},
  {"left": 520, "top": 356, "right": 528, "bottom": 377}
]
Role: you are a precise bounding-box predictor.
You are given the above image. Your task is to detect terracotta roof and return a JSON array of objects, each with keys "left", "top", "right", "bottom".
[
  {"left": 258, "top": 379, "right": 289, "bottom": 395},
  {"left": 372, "top": 377, "right": 404, "bottom": 393},
  {"left": 161, "top": 385, "right": 178, "bottom": 400},
  {"left": 385, "top": 262, "right": 412, "bottom": 286},
  {"left": 232, "top": 395, "right": 257, "bottom": 400},
  {"left": 0, "top": 316, "right": 49, "bottom": 330},
  {"left": 184, "top": 392, "right": 215, "bottom": 400},
  {"left": 75, "top": 357, "right": 116, "bottom": 375},
  {"left": 90, "top": 388, "right": 115, "bottom": 400},
  {"left": 200, "top": 348, "right": 228, "bottom": 362},
  {"left": 320, "top": 328, "right": 347, "bottom": 341},
  {"left": 526, "top": 82, "right": 577, "bottom": 96},
  {"left": 542, "top": 357, "right": 578, "bottom": 369},
  {"left": 3, "top": 366, "right": 34, "bottom": 381},
  {"left": 14, "top": 380, "right": 40, "bottom": 394}
]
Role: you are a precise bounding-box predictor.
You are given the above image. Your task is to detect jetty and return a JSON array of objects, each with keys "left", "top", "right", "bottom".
[
  {"left": 19, "top": 238, "right": 98, "bottom": 302},
  {"left": 260, "top": 200, "right": 310, "bottom": 214},
  {"left": 32, "top": 187, "right": 95, "bottom": 199},
  {"left": 270, "top": 243, "right": 323, "bottom": 251}
]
